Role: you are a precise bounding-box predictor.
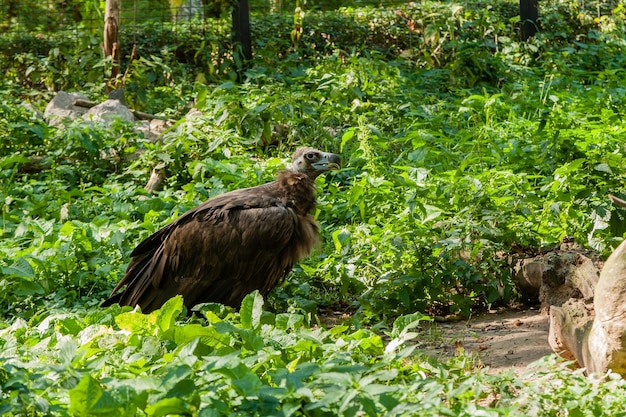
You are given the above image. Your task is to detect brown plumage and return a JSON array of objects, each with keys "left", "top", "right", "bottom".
[{"left": 101, "top": 147, "right": 341, "bottom": 313}]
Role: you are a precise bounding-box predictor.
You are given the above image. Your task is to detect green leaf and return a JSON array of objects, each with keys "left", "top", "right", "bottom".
[
  {"left": 239, "top": 291, "right": 264, "bottom": 330},
  {"left": 594, "top": 163, "right": 612, "bottom": 174},
  {"left": 57, "top": 336, "right": 78, "bottom": 364},
  {"left": 195, "top": 86, "right": 208, "bottom": 109},
  {"left": 145, "top": 397, "right": 197, "bottom": 417},
  {"left": 115, "top": 310, "right": 155, "bottom": 335},
  {"left": 69, "top": 374, "right": 103, "bottom": 415},
  {"left": 275, "top": 313, "right": 305, "bottom": 330},
  {"left": 390, "top": 312, "right": 432, "bottom": 338},
  {"left": 56, "top": 316, "right": 86, "bottom": 335},
  {"left": 341, "top": 129, "right": 356, "bottom": 152},
  {"left": 214, "top": 320, "right": 264, "bottom": 351},
  {"left": 2, "top": 257, "right": 34, "bottom": 279},
  {"left": 0, "top": 153, "right": 30, "bottom": 168},
  {"left": 12, "top": 278, "right": 45, "bottom": 296},
  {"left": 167, "top": 323, "right": 226, "bottom": 348},
  {"left": 155, "top": 295, "right": 185, "bottom": 333},
  {"left": 103, "top": 384, "right": 148, "bottom": 415},
  {"left": 332, "top": 229, "right": 351, "bottom": 254},
  {"left": 167, "top": 379, "right": 198, "bottom": 400}
]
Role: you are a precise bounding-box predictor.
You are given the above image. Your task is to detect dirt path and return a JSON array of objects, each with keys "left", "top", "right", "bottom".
[{"left": 425, "top": 308, "right": 554, "bottom": 374}]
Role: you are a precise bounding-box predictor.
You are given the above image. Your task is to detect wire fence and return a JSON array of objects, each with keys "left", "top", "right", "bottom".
[
  {"left": 0, "top": 0, "right": 209, "bottom": 36},
  {"left": 3, "top": 0, "right": 621, "bottom": 37},
  {"left": 0, "top": 0, "right": 408, "bottom": 36}
]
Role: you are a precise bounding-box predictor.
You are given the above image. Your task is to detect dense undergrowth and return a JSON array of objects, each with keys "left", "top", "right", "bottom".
[{"left": 2, "top": 0, "right": 626, "bottom": 415}]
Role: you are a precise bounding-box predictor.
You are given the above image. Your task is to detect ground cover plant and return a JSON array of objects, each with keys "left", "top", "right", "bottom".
[{"left": 2, "top": 0, "right": 626, "bottom": 414}]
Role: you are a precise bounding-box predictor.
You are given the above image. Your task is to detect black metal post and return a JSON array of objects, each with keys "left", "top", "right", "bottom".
[
  {"left": 232, "top": 0, "right": 252, "bottom": 80},
  {"left": 520, "top": 0, "right": 539, "bottom": 41}
]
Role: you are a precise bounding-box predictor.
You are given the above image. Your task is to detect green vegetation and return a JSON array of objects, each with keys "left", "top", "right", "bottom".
[{"left": 2, "top": 0, "right": 626, "bottom": 414}]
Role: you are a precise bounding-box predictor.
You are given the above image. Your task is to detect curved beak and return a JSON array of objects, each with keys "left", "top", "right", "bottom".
[{"left": 312, "top": 152, "right": 342, "bottom": 172}]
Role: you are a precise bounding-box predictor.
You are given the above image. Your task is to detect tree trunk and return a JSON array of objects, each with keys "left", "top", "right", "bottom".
[
  {"left": 103, "top": 0, "right": 121, "bottom": 91},
  {"left": 523, "top": 237, "right": 626, "bottom": 376}
]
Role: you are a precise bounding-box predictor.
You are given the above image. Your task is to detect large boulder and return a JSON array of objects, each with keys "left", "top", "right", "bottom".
[
  {"left": 83, "top": 98, "right": 135, "bottom": 124},
  {"left": 44, "top": 91, "right": 90, "bottom": 126}
]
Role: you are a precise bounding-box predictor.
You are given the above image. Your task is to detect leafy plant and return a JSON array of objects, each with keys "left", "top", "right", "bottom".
[{"left": 2, "top": 1, "right": 626, "bottom": 414}]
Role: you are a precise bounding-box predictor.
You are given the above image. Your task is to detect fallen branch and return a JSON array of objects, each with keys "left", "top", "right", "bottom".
[
  {"left": 609, "top": 194, "right": 626, "bottom": 208},
  {"left": 19, "top": 156, "right": 51, "bottom": 173}
]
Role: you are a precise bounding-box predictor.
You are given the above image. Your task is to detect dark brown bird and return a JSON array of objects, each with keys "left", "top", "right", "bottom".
[{"left": 102, "top": 147, "right": 341, "bottom": 313}]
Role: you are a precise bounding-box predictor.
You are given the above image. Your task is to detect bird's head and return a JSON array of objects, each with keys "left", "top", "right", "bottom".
[{"left": 292, "top": 147, "right": 341, "bottom": 178}]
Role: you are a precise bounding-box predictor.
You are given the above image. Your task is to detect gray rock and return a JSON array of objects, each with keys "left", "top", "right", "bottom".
[
  {"left": 44, "top": 91, "right": 90, "bottom": 126},
  {"left": 83, "top": 99, "right": 135, "bottom": 124},
  {"left": 133, "top": 118, "right": 169, "bottom": 143}
]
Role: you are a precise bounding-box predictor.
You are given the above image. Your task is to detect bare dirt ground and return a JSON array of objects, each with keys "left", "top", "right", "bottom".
[{"left": 424, "top": 307, "right": 554, "bottom": 374}]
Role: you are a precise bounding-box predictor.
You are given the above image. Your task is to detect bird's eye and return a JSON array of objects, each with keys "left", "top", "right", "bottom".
[{"left": 305, "top": 152, "right": 317, "bottom": 160}]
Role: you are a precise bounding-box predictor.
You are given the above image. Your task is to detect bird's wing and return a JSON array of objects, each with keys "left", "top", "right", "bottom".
[{"left": 109, "top": 190, "right": 299, "bottom": 311}]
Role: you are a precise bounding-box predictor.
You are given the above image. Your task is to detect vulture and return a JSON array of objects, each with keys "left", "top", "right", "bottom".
[{"left": 102, "top": 147, "right": 341, "bottom": 313}]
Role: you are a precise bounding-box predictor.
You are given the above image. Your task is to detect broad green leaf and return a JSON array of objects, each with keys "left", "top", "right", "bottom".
[
  {"left": 594, "top": 163, "right": 612, "bottom": 174},
  {"left": 332, "top": 228, "right": 351, "bottom": 253},
  {"left": 275, "top": 313, "right": 305, "bottom": 331},
  {"left": 115, "top": 309, "right": 155, "bottom": 335},
  {"left": 195, "top": 86, "right": 208, "bottom": 108},
  {"left": 69, "top": 374, "right": 103, "bottom": 414},
  {"left": 345, "top": 329, "right": 384, "bottom": 354},
  {"left": 278, "top": 402, "right": 301, "bottom": 417},
  {"left": 166, "top": 323, "right": 229, "bottom": 348},
  {"left": 59, "top": 220, "right": 75, "bottom": 237},
  {"left": 154, "top": 295, "right": 185, "bottom": 334},
  {"left": 56, "top": 316, "right": 86, "bottom": 335},
  {"left": 145, "top": 397, "right": 197, "bottom": 417},
  {"left": 12, "top": 278, "right": 45, "bottom": 296},
  {"left": 239, "top": 291, "right": 264, "bottom": 330},
  {"left": 198, "top": 407, "right": 221, "bottom": 417},
  {"left": 0, "top": 153, "right": 30, "bottom": 168},
  {"left": 2, "top": 257, "right": 34, "bottom": 279},
  {"left": 214, "top": 320, "right": 264, "bottom": 351},
  {"left": 57, "top": 335, "right": 78, "bottom": 364},
  {"left": 391, "top": 312, "right": 432, "bottom": 338},
  {"left": 226, "top": 363, "right": 264, "bottom": 395},
  {"left": 341, "top": 129, "right": 355, "bottom": 152},
  {"left": 166, "top": 379, "right": 198, "bottom": 400}
]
